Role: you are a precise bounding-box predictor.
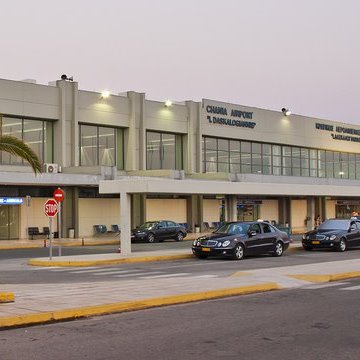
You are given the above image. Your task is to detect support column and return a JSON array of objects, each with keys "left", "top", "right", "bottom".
[
  {"left": 187, "top": 195, "right": 203, "bottom": 232},
  {"left": 224, "top": 196, "right": 237, "bottom": 221},
  {"left": 120, "top": 192, "right": 132, "bottom": 256},
  {"left": 131, "top": 194, "right": 146, "bottom": 229},
  {"left": 306, "top": 197, "right": 316, "bottom": 231}
]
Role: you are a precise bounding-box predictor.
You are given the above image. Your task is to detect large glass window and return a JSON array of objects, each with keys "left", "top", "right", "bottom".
[
  {"left": 202, "top": 136, "right": 360, "bottom": 180},
  {"left": 79, "top": 124, "right": 120, "bottom": 167},
  {"left": 146, "top": 131, "right": 183, "bottom": 170},
  {"left": 0, "top": 116, "right": 52, "bottom": 165}
]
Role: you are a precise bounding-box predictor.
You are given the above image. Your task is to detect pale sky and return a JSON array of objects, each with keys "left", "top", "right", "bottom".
[{"left": 0, "top": 0, "right": 359, "bottom": 124}]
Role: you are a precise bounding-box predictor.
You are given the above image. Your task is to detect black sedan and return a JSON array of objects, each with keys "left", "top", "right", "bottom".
[
  {"left": 131, "top": 220, "right": 187, "bottom": 243},
  {"left": 192, "top": 221, "right": 290, "bottom": 260},
  {"left": 302, "top": 218, "right": 360, "bottom": 252}
]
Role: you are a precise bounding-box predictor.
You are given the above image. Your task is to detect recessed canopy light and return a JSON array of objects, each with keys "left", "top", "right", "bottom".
[{"left": 101, "top": 90, "right": 111, "bottom": 99}]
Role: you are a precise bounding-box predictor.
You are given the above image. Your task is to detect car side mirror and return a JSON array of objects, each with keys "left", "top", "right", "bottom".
[{"left": 248, "top": 230, "right": 257, "bottom": 237}]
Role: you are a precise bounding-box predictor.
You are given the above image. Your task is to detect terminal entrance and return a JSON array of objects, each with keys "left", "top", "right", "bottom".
[
  {"left": 336, "top": 201, "right": 360, "bottom": 219},
  {"left": 0, "top": 205, "right": 19, "bottom": 240},
  {"left": 237, "top": 203, "right": 259, "bottom": 221}
]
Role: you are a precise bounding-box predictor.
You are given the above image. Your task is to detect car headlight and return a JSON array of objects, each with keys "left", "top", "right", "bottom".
[
  {"left": 302, "top": 234, "right": 306, "bottom": 240},
  {"left": 193, "top": 240, "right": 197, "bottom": 246},
  {"left": 222, "top": 240, "right": 231, "bottom": 247},
  {"left": 329, "top": 235, "right": 337, "bottom": 241}
]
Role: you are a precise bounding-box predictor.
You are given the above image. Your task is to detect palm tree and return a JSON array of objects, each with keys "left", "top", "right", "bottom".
[{"left": 0, "top": 135, "right": 42, "bottom": 174}]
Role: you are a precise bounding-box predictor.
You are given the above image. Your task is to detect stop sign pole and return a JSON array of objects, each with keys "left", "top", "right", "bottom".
[
  {"left": 53, "top": 188, "right": 65, "bottom": 256},
  {"left": 44, "top": 198, "right": 59, "bottom": 260}
]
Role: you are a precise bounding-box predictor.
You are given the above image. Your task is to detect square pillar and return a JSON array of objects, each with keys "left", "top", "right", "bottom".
[{"left": 120, "top": 192, "right": 132, "bottom": 256}]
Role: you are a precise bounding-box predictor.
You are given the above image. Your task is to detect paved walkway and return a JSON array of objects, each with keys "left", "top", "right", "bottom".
[{"left": 1, "top": 238, "right": 360, "bottom": 328}]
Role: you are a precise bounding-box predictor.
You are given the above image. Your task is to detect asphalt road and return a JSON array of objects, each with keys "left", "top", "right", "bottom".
[
  {"left": 2, "top": 278, "right": 360, "bottom": 360},
  {"left": 2, "top": 242, "right": 360, "bottom": 285}
]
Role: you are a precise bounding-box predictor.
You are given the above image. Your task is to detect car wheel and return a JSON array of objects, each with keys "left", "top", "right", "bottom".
[
  {"left": 147, "top": 233, "right": 156, "bottom": 243},
  {"left": 273, "top": 241, "right": 284, "bottom": 257},
  {"left": 175, "top": 232, "right": 184, "bottom": 241},
  {"left": 303, "top": 245, "right": 313, "bottom": 251},
  {"left": 195, "top": 254, "right": 208, "bottom": 259},
  {"left": 233, "top": 243, "right": 245, "bottom": 260},
  {"left": 336, "top": 238, "right": 347, "bottom": 252}
]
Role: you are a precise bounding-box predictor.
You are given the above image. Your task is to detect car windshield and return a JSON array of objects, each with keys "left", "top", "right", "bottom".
[
  {"left": 215, "top": 223, "right": 250, "bottom": 235},
  {"left": 138, "top": 222, "right": 157, "bottom": 230},
  {"left": 318, "top": 220, "right": 349, "bottom": 230}
]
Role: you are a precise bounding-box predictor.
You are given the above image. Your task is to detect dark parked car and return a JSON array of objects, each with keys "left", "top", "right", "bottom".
[
  {"left": 302, "top": 218, "right": 360, "bottom": 252},
  {"left": 192, "top": 221, "right": 290, "bottom": 260},
  {"left": 131, "top": 220, "right": 187, "bottom": 243}
]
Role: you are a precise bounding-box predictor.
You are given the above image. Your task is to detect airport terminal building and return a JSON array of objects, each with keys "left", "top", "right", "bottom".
[{"left": 0, "top": 76, "right": 359, "bottom": 242}]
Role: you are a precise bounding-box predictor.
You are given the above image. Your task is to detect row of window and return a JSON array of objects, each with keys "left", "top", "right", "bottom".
[
  {"left": 1, "top": 116, "right": 360, "bottom": 181},
  {"left": 202, "top": 137, "right": 360, "bottom": 179}
]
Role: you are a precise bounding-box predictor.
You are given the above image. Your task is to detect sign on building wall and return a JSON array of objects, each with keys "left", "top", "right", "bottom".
[
  {"left": 315, "top": 122, "right": 360, "bottom": 143},
  {"left": 202, "top": 99, "right": 256, "bottom": 130},
  {"left": 0, "top": 198, "right": 23, "bottom": 205}
]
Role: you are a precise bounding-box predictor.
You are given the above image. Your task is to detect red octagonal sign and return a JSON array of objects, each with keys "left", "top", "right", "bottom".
[{"left": 44, "top": 198, "right": 59, "bottom": 217}]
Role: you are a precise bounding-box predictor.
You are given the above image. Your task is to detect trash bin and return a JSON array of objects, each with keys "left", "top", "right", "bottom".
[
  {"left": 195, "top": 226, "right": 200, "bottom": 233},
  {"left": 68, "top": 228, "right": 75, "bottom": 238}
]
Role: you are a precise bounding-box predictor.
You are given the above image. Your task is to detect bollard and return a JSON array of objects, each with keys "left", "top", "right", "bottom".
[
  {"left": 43, "top": 239, "right": 47, "bottom": 248},
  {"left": 82, "top": 238, "right": 84, "bottom": 246}
]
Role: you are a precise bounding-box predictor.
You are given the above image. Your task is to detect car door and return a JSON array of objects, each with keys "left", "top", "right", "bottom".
[
  {"left": 156, "top": 221, "right": 168, "bottom": 240},
  {"left": 347, "top": 221, "right": 359, "bottom": 248},
  {"left": 260, "top": 222, "right": 278, "bottom": 251},
  {"left": 356, "top": 221, "right": 360, "bottom": 246},
  {"left": 245, "top": 223, "right": 264, "bottom": 254},
  {"left": 166, "top": 221, "right": 177, "bottom": 238}
]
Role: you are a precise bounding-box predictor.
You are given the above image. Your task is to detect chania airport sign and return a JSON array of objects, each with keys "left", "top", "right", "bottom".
[{"left": 203, "top": 100, "right": 256, "bottom": 129}]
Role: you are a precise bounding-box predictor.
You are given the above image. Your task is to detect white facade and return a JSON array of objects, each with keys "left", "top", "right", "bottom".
[{"left": 0, "top": 76, "right": 359, "bottom": 243}]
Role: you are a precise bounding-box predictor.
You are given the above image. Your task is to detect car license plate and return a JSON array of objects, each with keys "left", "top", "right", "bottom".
[
  {"left": 202, "top": 247, "right": 211, "bottom": 252},
  {"left": 312, "top": 241, "right": 320, "bottom": 244}
]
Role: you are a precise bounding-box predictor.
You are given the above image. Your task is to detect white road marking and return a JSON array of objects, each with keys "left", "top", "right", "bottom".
[
  {"left": 304, "top": 282, "right": 349, "bottom": 290},
  {"left": 68, "top": 268, "right": 135, "bottom": 274},
  {"left": 50, "top": 267, "right": 98, "bottom": 272},
  {"left": 114, "top": 271, "right": 163, "bottom": 277},
  {"left": 192, "top": 275, "right": 218, "bottom": 278},
  {"left": 340, "top": 285, "right": 360, "bottom": 291},
  {"left": 140, "top": 273, "right": 190, "bottom": 279}
]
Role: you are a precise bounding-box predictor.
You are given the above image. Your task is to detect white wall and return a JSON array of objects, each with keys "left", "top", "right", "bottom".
[
  {"left": 78, "top": 198, "right": 120, "bottom": 237},
  {"left": 259, "top": 200, "right": 279, "bottom": 223},
  {"left": 203, "top": 199, "right": 221, "bottom": 223},
  {"left": 146, "top": 199, "right": 187, "bottom": 222},
  {"left": 291, "top": 199, "right": 307, "bottom": 233}
]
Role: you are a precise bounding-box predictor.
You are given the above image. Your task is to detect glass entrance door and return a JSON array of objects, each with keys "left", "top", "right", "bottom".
[
  {"left": 0, "top": 205, "right": 19, "bottom": 240},
  {"left": 237, "top": 204, "right": 259, "bottom": 221}
]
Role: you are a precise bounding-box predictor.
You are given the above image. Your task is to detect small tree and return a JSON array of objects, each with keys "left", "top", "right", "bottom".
[{"left": 0, "top": 135, "right": 42, "bottom": 174}]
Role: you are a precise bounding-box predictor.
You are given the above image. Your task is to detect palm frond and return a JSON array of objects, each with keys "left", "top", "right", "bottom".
[{"left": 0, "top": 135, "right": 42, "bottom": 174}]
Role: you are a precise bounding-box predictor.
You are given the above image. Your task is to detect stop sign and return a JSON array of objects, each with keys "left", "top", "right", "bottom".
[
  {"left": 44, "top": 199, "right": 59, "bottom": 217},
  {"left": 53, "top": 188, "right": 65, "bottom": 203}
]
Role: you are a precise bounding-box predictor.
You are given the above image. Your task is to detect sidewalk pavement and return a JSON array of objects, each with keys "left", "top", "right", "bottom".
[
  {"left": 0, "top": 232, "right": 209, "bottom": 250},
  {"left": 1, "top": 239, "right": 360, "bottom": 329}
]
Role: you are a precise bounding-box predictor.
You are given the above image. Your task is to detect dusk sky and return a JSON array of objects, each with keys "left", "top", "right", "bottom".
[{"left": 1, "top": 0, "right": 359, "bottom": 124}]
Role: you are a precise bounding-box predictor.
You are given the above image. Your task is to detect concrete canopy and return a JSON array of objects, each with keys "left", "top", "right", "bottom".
[{"left": 99, "top": 176, "right": 360, "bottom": 255}]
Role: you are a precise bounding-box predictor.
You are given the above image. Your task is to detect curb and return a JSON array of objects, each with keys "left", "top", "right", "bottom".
[
  {"left": 0, "top": 292, "right": 15, "bottom": 303},
  {"left": 28, "top": 245, "right": 303, "bottom": 267},
  {"left": 289, "top": 271, "right": 360, "bottom": 283},
  {"left": 28, "top": 253, "right": 195, "bottom": 267},
  {"left": 0, "top": 282, "right": 279, "bottom": 329}
]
